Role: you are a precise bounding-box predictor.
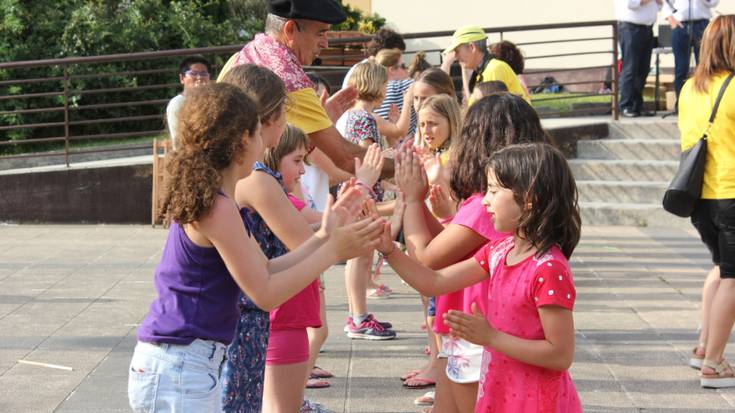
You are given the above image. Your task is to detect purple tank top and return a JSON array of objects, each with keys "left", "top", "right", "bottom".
[{"left": 137, "top": 202, "right": 254, "bottom": 346}]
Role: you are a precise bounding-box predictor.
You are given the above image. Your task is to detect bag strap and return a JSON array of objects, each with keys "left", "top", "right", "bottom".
[{"left": 704, "top": 72, "right": 735, "bottom": 138}]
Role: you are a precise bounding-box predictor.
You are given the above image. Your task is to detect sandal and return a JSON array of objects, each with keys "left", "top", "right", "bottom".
[
  {"left": 414, "top": 391, "right": 435, "bottom": 406},
  {"left": 305, "top": 378, "right": 331, "bottom": 389},
  {"left": 690, "top": 346, "right": 705, "bottom": 370},
  {"left": 311, "top": 366, "right": 334, "bottom": 379},
  {"left": 400, "top": 369, "right": 422, "bottom": 381},
  {"left": 402, "top": 376, "right": 436, "bottom": 389},
  {"left": 700, "top": 359, "right": 735, "bottom": 388},
  {"left": 367, "top": 285, "right": 391, "bottom": 299}
]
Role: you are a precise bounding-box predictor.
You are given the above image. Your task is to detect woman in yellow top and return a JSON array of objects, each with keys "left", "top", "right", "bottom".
[{"left": 678, "top": 14, "right": 735, "bottom": 389}]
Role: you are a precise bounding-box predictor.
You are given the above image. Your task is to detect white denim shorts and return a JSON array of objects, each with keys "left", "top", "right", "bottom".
[
  {"left": 128, "top": 338, "right": 227, "bottom": 413},
  {"left": 440, "top": 336, "right": 485, "bottom": 383}
]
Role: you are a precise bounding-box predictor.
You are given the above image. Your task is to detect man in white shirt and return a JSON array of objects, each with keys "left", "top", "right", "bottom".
[
  {"left": 615, "top": 0, "right": 662, "bottom": 117},
  {"left": 662, "top": 0, "right": 719, "bottom": 104},
  {"left": 165, "top": 55, "right": 211, "bottom": 148}
]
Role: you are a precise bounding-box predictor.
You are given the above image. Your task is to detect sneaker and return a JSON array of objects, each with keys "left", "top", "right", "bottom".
[
  {"left": 301, "top": 399, "right": 333, "bottom": 413},
  {"left": 346, "top": 316, "right": 396, "bottom": 340},
  {"left": 343, "top": 314, "right": 392, "bottom": 332}
]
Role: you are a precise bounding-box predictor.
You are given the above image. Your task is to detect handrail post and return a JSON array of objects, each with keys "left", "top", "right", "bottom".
[
  {"left": 611, "top": 22, "right": 619, "bottom": 121},
  {"left": 63, "top": 63, "right": 70, "bottom": 167}
]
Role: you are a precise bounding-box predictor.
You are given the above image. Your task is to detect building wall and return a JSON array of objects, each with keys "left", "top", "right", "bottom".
[{"left": 355, "top": 0, "right": 735, "bottom": 69}]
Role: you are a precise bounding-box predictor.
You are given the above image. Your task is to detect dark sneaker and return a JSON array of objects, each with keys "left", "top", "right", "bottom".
[
  {"left": 346, "top": 316, "right": 396, "bottom": 340},
  {"left": 344, "top": 314, "right": 393, "bottom": 333}
]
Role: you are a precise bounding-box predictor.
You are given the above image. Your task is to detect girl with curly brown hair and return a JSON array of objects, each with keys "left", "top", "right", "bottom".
[{"left": 128, "top": 83, "right": 383, "bottom": 413}]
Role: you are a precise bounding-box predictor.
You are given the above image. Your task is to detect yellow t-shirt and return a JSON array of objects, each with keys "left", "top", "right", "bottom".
[
  {"left": 285, "top": 88, "right": 333, "bottom": 134},
  {"left": 679, "top": 72, "right": 735, "bottom": 199},
  {"left": 473, "top": 59, "right": 530, "bottom": 104},
  {"left": 216, "top": 53, "right": 238, "bottom": 83},
  {"left": 217, "top": 53, "right": 332, "bottom": 135}
]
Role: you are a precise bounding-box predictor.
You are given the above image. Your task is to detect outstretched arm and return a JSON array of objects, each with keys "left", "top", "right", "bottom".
[
  {"left": 375, "top": 224, "right": 487, "bottom": 296},
  {"left": 198, "top": 194, "right": 381, "bottom": 311},
  {"left": 309, "top": 126, "right": 395, "bottom": 178}
]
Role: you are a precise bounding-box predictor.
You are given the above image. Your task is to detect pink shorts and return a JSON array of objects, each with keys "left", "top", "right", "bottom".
[{"left": 265, "top": 328, "right": 309, "bottom": 365}]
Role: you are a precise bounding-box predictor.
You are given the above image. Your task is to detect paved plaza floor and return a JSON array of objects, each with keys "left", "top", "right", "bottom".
[{"left": 0, "top": 224, "right": 734, "bottom": 412}]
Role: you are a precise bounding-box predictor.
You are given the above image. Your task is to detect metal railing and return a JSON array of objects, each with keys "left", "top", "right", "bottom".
[{"left": 0, "top": 20, "right": 618, "bottom": 167}]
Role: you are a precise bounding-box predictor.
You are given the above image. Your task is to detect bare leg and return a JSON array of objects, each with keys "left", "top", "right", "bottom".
[
  {"left": 262, "top": 361, "right": 310, "bottom": 413},
  {"left": 306, "top": 287, "right": 329, "bottom": 381},
  {"left": 432, "top": 357, "right": 459, "bottom": 413},
  {"left": 704, "top": 278, "right": 735, "bottom": 366},
  {"left": 449, "top": 381, "right": 478, "bottom": 413},
  {"left": 346, "top": 252, "right": 372, "bottom": 318},
  {"left": 698, "top": 266, "right": 721, "bottom": 353}
]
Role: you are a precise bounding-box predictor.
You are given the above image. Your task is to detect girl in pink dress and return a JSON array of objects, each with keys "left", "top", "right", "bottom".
[{"left": 379, "top": 142, "right": 582, "bottom": 412}]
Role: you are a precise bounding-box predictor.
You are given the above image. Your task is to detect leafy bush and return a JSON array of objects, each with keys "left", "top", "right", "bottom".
[
  {"left": 0, "top": 0, "right": 265, "bottom": 153},
  {"left": 333, "top": 0, "right": 385, "bottom": 34}
]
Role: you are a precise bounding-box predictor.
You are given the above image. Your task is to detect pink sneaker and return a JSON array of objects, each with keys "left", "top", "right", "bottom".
[{"left": 346, "top": 316, "right": 396, "bottom": 340}]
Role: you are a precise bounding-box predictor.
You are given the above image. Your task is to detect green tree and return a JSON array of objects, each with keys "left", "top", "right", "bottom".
[{"left": 0, "top": 0, "right": 264, "bottom": 152}]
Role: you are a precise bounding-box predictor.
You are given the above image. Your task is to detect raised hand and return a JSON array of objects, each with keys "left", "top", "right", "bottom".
[
  {"left": 428, "top": 184, "right": 456, "bottom": 220},
  {"left": 388, "top": 103, "right": 400, "bottom": 124},
  {"left": 330, "top": 216, "right": 386, "bottom": 261},
  {"left": 375, "top": 220, "right": 397, "bottom": 256},
  {"left": 323, "top": 85, "right": 358, "bottom": 122},
  {"left": 443, "top": 303, "right": 494, "bottom": 347},
  {"left": 389, "top": 192, "right": 406, "bottom": 238},
  {"left": 318, "top": 187, "right": 367, "bottom": 238},
  {"left": 354, "top": 143, "right": 384, "bottom": 188},
  {"left": 395, "top": 144, "right": 429, "bottom": 203}
]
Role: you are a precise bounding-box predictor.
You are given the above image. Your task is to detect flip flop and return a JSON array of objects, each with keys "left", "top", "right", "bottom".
[
  {"left": 400, "top": 369, "right": 422, "bottom": 381},
  {"left": 414, "top": 391, "right": 435, "bottom": 406},
  {"left": 305, "top": 378, "right": 331, "bottom": 389},
  {"left": 311, "top": 366, "right": 334, "bottom": 379},
  {"left": 402, "top": 376, "right": 436, "bottom": 389}
]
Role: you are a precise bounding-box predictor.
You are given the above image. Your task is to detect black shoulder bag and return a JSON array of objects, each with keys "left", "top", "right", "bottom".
[{"left": 662, "top": 73, "right": 734, "bottom": 218}]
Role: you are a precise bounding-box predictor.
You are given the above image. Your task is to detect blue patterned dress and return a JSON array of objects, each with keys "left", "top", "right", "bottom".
[{"left": 221, "top": 162, "right": 290, "bottom": 413}]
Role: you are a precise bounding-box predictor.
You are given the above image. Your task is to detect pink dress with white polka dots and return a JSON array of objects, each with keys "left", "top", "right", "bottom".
[{"left": 473, "top": 237, "right": 582, "bottom": 413}]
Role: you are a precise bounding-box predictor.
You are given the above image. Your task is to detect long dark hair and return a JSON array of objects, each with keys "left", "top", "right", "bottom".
[
  {"left": 450, "top": 93, "right": 549, "bottom": 201},
  {"left": 488, "top": 143, "right": 581, "bottom": 259}
]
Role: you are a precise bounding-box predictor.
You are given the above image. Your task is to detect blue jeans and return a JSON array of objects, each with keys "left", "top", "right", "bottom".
[
  {"left": 671, "top": 19, "right": 709, "bottom": 102},
  {"left": 128, "top": 339, "right": 227, "bottom": 413},
  {"left": 618, "top": 22, "right": 653, "bottom": 112}
]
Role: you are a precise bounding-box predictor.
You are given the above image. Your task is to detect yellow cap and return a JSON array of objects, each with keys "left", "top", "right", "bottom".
[{"left": 443, "top": 26, "right": 487, "bottom": 55}]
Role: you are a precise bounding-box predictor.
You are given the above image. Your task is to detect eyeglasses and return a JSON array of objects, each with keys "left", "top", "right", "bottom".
[{"left": 185, "top": 70, "right": 210, "bottom": 79}]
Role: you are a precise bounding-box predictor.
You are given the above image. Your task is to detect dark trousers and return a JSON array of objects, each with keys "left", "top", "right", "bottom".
[
  {"left": 672, "top": 19, "right": 709, "bottom": 101},
  {"left": 618, "top": 22, "right": 654, "bottom": 113}
]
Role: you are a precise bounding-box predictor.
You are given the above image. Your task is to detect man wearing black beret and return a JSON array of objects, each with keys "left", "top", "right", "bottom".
[{"left": 218, "top": 0, "right": 394, "bottom": 179}]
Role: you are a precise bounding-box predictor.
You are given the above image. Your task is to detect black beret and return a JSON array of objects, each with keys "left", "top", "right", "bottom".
[{"left": 266, "top": 0, "right": 347, "bottom": 24}]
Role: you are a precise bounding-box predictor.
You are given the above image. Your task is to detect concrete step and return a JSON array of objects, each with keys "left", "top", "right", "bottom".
[
  {"left": 608, "top": 121, "right": 680, "bottom": 140},
  {"left": 569, "top": 159, "right": 678, "bottom": 182},
  {"left": 580, "top": 201, "right": 690, "bottom": 227},
  {"left": 577, "top": 180, "right": 668, "bottom": 204},
  {"left": 576, "top": 139, "right": 680, "bottom": 161}
]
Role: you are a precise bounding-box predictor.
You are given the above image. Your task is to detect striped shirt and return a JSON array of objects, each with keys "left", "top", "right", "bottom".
[{"left": 374, "top": 79, "right": 417, "bottom": 137}]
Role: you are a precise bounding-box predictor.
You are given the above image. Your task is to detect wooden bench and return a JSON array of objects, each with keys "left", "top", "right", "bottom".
[{"left": 151, "top": 139, "right": 172, "bottom": 227}]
